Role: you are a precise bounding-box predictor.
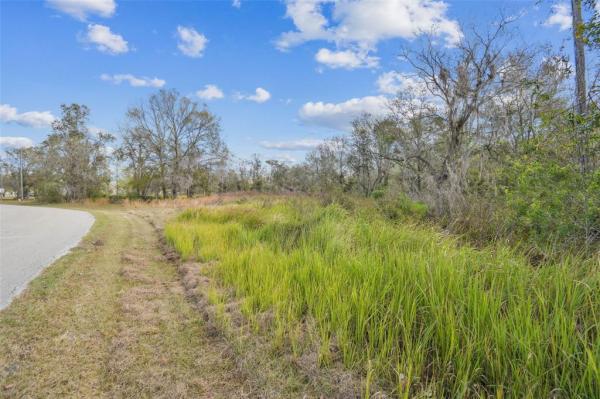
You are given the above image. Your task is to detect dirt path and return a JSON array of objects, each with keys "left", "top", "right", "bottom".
[{"left": 0, "top": 208, "right": 248, "bottom": 398}]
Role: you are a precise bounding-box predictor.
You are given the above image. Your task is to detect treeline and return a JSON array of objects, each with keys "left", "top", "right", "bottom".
[
  {"left": 0, "top": 92, "right": 227, "bottom": 202},
  {"left": 215, "top": 22, "right": 600, "bottom": 255},
  {"left": 1, "top": 104, "right": 115, "bottom": 202},
  {"left": 1, "top": 17, "right": 598, "bottom": 256}
]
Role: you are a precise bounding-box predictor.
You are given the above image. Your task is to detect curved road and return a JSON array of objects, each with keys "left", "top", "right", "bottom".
[{"left": 0, "top": 204, "right": 94, "bottom": 309}]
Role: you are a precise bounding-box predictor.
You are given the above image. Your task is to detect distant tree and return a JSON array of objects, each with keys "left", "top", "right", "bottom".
[
  {"left": 35, "top": 104, "right": 114, "bottom": 201},
  {"left": 119, "top": 89, "right": 227, "bottom": 198},
  {"left": 348, "top": 114, "right": 394, "bottom": 197},
  {"left": 266, "top": 159, "right": 289, "bottom": 191},
  {"left": 402, "top": 19, "right": 512, "bottom": 214},
  {"left": 249, "top": 154, "right": 264, "bottom": 191}
]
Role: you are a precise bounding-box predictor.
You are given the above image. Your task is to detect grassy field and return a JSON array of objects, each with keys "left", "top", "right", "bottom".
[{"left": 165, "top": 197, "right": 600, "bottom": 398}]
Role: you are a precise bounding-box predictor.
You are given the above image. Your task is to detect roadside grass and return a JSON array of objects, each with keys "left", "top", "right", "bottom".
[
  {"left": 0, "top": 207, "right": 247, "bottom": 397},
  {"left": 0, "top": 211, "right": 122, "bottom": 396},
  {"left": 165, "top": 198, "right": 600, "bottom": 398}
]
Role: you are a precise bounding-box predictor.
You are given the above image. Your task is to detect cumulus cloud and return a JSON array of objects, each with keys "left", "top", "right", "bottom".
[
  {"left": 315, "top": 48, "right": 379, "bottom": 69},
  {"left": 46, "top": 0, "right": 116, "bottom": 20},
  {"left": 196, "top": 84, "right": 224, "bottom": 100},
  {"left": 100, "top": 73, "right": 165, "bottom": 87},
  {"left": 299, "top": 95, "right": 388, "bottom": 131},
  {"left": 0, "top": 104, "right": 56, "bottom": 128},
  {"left": 83, "top": 24, "right": 129, "bottom": 54},
  {"left": 376, "top": 71, "right": 428, "bottom": 95},
  {"left": 232, "top": 0, "right": 241, "bottom": 8},
  {"left": 544, "top": 3, "right": 571, "bottom": 31},
  {"left": 277, "top": 0, "right": 333, "bottom": 49},
  {"left": 177, "top": 26, "right": 208, "bottom": 58},
  {"left": 236, "top": 87, "right": 271, "bottom": 103},
  {"left": 277, "top": 0, "right": 462, "bottom": 55},
  {"left": 0, "top": 136, "right": 35, "bottom": 149},
  {"left": 260, "top": 138, "right": 324, "bottom": 151}
]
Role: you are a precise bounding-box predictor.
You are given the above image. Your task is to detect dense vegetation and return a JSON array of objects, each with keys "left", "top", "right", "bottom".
[{"left": 165, "top": 198, "right": 600, "bottom": 397}]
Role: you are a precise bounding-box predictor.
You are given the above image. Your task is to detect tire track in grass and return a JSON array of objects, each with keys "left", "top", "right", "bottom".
[
  {"left": 1, "top": 208, "right": 249, "bottom": 398},
  {"left": 103, "top": 211, "right": 249, "bottom": 398}
]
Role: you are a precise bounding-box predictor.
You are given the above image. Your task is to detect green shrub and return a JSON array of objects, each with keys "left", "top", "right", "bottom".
[
  {"left": 35, "top": 181, "right": 63, "bottom": 203},
  {"left": 376, "top": 193, "right": 428, "bottom": 221},
  {"left": 371, "top": 188, "right": 385, "bottom": 199},
  {"left": 501, "top": 157, "right": 600, "bottom": 255}
]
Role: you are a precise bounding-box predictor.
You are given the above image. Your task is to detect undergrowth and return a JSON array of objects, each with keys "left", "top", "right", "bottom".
[{"left": 165, "top": 198, "right": 600, "bottom": 398}]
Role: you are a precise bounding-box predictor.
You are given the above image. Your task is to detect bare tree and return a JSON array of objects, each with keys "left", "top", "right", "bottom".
[
  {"left": 572, "top": 0, "right": 588, "bottom": 116},
  {"left": 386, "top": 92, "right": 441, "bottom": 195},
  {"left": 402, "top": 20, "right": 512, "bottom": 214},
  {"left": 120, "top": 90, "right": 227, "bottom": 198},
  {"left": 348, "top": 114, "right": 394, "bottom": 197}
]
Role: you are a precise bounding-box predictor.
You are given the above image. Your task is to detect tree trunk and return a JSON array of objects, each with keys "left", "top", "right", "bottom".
[
  {"left": 571, "top": 0, "right": 589, "bottom": 174},
  {"left": 571, "top": 0, "right": 587, "bottom": 116}
]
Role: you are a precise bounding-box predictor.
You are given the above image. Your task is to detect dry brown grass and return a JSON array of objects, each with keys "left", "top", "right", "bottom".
[
  {"left": 120, "top": 191, "right": 301, "bottom": 210},
  {"left": 0, "top": 207, "right": 249, "bottom": 398}
]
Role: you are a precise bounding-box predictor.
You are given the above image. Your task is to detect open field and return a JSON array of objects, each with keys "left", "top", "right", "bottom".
[{"left": 165, "top": 197, "right": 600, "bottom": 398}]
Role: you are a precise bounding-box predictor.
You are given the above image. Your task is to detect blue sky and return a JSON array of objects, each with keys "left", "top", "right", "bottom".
[{"left": 0, "top": 0, "right": 582, "bottom": 162}]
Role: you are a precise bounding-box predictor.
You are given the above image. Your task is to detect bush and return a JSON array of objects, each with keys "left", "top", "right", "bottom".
[
  {"left": 501, "top": 157, "right": 600, "bottom": 256},
  {"left": 35, "top": 181, "right": 63, "bottom": 203},
  {"left": 376, "top": 192, "right": 428, "bottom": 221}
]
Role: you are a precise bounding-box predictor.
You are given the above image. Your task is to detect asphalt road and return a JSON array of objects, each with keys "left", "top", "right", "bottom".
[{"left": 0, "top": 204, "right": 94, "bottom": 309}]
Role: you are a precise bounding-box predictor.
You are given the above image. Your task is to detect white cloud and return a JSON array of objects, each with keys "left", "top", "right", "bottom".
[
  {"left": 236, "top": 87, "right": 271, "bottom": 103},
  {"left": 89, "top": 125, "right": 110, "bottom": 136},
  {"left": 273, "top": 153, "right": 298, "bottom": 163},
  {"left": 544, "top": 3, "right": 571, "bottom": 31},
  {"left": 176, "top": 26, "right": 208, "bottom": 58},
  {"left": 376, "top": 71, "right": 427, "bottom": 95},
  {"left": 46, "top": 0, "right": 116, "bottom": 20},
  {"left": 83, "top": 24, "right": 129, "bottom": 54},
  {"left": 0, "top": 136, "right": 35, "bottom": 149},
  {"left": 0, "top": 104, "right": 56, "bottom": 128},
  {"left": 100, "top": 73, "right": 165, "bottom": 88},
  {"left": 299, "top": 95, "right": 388, "bottom": 131},
  {"left": 277, "top": 0, "right": 333, "bottom": 49},
  {"left": 315, "top": 48, "right": 379, "bottom": 69},
  {"left": 103, "top": 145, "right": 115, "bottom": 156},
  {"left": 248, "top": 88, "right": 271, "bottom": 103},
  {"left": 260, "top": 138, "right": 324, "bottom": 150},
  {"left": 277, "top": 0, "right": 462, "bottom": 52},
  {"left": 196, "top": 84, "right": 224, "bottom": 100},
  {"left": 232, "top": 0, "right": 241, "bottom": 8}
]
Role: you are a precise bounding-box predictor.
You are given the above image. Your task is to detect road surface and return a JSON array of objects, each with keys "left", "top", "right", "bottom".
[{"left": 0, "top": 204, "right": 94, "bottom": 309}]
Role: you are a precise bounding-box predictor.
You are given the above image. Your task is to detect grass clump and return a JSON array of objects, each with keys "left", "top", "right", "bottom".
[{"left": 165, "top": 198, "right": 600, "bottom": 398}]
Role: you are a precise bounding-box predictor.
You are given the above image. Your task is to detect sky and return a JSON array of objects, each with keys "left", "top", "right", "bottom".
[{"left": 0, "top": 0, "right": 586, "bottom": 163}]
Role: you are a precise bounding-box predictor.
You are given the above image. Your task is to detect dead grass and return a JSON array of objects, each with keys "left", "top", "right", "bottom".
[{"left": 0, "top": 206, "right": 248, "bottom": 398}]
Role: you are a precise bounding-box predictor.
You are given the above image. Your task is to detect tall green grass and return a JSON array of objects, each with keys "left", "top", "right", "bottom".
[{"left": 165, "top": 199, "right": 600, "bottom": 397}]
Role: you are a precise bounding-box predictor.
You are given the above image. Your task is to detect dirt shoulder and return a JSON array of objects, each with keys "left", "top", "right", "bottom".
[{"left": 0, "top": 207, "right": 248, "bottom": 398}]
